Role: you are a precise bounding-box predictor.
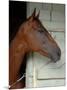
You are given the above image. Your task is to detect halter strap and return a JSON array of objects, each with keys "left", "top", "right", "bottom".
[{"left": 9, "top": 73, "right": 25, "bottom": 89}]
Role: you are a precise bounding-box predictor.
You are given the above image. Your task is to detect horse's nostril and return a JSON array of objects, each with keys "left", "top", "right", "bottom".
[
  {"left": 58, "top": 48, "right": 61, "bottom": 55},
  {"left": 57, "top": 51, "right": 61, "bottom": 56},
  {"left": 57, "top": 48, "right": 61, "bottom": 59}
]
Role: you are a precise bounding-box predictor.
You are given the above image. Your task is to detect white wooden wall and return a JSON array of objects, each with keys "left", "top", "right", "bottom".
[{"left": 26, "top": 2, "right": 65, "bottom": 88}]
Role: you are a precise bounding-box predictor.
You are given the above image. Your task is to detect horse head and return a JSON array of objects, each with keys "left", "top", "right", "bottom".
[{"left": 23, "top": 8, "right": 61, "bottom": 62}]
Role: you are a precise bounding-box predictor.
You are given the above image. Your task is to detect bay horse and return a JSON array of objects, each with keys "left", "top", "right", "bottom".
[{"left": 9, "top": 9, "right": 61, "bottom": 89}]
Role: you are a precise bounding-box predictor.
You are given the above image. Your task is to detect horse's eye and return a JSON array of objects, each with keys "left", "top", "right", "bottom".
[{"left": 38, "top": 30, "right": 44, "bottom": 33}]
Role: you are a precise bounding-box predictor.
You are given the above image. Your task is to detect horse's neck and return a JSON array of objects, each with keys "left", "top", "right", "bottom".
[{"left": 9, "top": 28, "right": 28, "bottom": 85}]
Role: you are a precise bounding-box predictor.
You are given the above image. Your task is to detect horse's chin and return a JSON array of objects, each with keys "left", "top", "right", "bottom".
[
  {"left": 38, "top": 49, "right": 49, "bottom": 57},
  {"left": 38, "top": 50, "right": 60, "bottom": 63},
  {"left": 49, "top": 55, "right": 60, "bottom": 63}
]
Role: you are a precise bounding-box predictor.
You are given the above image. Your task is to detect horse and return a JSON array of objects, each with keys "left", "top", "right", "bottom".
[{"left": 9, "top": 8, "right": 61, "bottom": 89}]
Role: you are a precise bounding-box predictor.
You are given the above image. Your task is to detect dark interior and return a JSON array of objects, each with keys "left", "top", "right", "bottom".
[{"left": 9, "top": 0, "right": 27, "bottom": 43}]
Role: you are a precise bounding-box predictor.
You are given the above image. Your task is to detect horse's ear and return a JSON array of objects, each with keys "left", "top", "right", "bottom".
[
  {"left": 31, "top": 8, "right": 36, "bottom": 17},
  {"left": 29, "top": 8, "right": 36, "bottom": 21},
  {"left": 36, "top": 10, "right": 40, "bottom": 18}
]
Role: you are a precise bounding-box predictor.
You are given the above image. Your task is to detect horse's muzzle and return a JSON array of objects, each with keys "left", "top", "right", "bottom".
[{"left": 50, "top": 48, "right": 61, "bottom": 63}]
